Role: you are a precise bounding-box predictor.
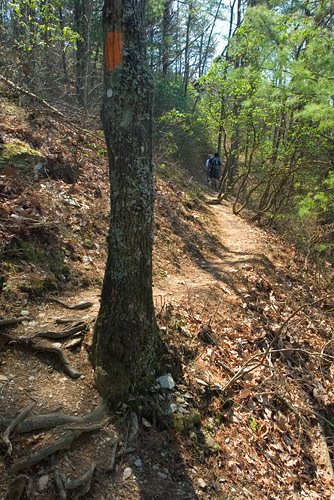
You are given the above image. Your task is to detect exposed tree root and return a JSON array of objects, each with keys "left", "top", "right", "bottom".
[
  {"left": 9, "top": 421, "right": 107, "bottom": 474},
  {"left": 4, "top": 474, "right": 32, "bottom": 500},
  {"left": 0, "top": 331, "right": 82, "bottom": 379},
  {"left": 54, "top": 462, "right": 96, "bottom": 499},
  {"left": 0, "top": 403, "right": 106, "bottom": 434},
  {"left": 2, "top": 403, "right": 35, "bottom": 456},
  {"left": 45, "top": 297, "right": 94, "bottom": 310},
  {"left": 54, "top": 471, "right": 67, "bottom": 500},
  {"left": 32, "top": 322, "right": 87, "bottom": 340},
  {"left": 0, "top": 317, "right": 31, "bottom": 328}
]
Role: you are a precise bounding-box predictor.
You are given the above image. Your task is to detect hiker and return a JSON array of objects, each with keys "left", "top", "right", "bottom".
[
  {"left": 205, "top": 154, "right": 213, "bottom": 185},
  {"left": 208, "top": 152, "right": 222, "bottom": 191}
]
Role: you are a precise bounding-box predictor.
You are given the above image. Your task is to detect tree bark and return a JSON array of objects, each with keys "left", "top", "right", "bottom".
[{"left": 91, "top": 0, "right": 159, "bottom": 405}]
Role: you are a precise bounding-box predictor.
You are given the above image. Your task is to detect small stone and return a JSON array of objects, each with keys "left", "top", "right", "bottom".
[
  {"left": 38, "top": 475, "right": 49, "bottom": 491},
  {"left": 156, "top": 373, "right": 175, "bottom": 390},
  {"left": 134, "top": 458, "right": 142, "bottom": 468},
  {"left": 28, "top": 376, "right": 35, "bottom": 382},
  {"left": 122, "top": 467, "right": 132, "bottom": 481},
  {"left": 142, "top": 418, "right": 152, "bottom": 428},
  {"left": 157, "top": 472, "right": 167, "bottom": 479},
  {"left": 20, "top": 310, "right": 30, "bottom": 316},
  {"left": 198, "top": 478, "right": 207, "bottom": 489},
  {"left": 0, "top": 375, "right": 8, "bottom": 382},
  {"left": 164, "top": 403, "right": 178, "bottom": 415}
]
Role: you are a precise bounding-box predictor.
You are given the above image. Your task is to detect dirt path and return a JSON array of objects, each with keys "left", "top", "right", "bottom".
[{"left": 154, "top": 199, "right": 273, "bottom": 302}]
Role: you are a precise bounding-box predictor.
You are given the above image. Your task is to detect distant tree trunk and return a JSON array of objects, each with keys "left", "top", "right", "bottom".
[
  {"left": 74, "top": 0, "right": 92, "bottom": 107},
  {"left": 59, "top": 5, "right": 69, "bottom": 85},
  {"left": 183, "top": 2, "right": 192, "bottom": 96},
  {"left": 162, "top": 0, "right": 172, "bottom": 77},
  {"left": 91, "top": 0, "right": 159, "bottom": 405}
]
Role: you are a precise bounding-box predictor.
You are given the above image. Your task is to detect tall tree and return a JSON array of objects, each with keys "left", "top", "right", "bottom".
[{"left": 91, "top": 0, "right": 159, "bottom": 404}]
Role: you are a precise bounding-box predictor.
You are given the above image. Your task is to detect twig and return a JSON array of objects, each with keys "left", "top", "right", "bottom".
[{"left": 2, "top": 403, "right": 35, "bottom": 455}]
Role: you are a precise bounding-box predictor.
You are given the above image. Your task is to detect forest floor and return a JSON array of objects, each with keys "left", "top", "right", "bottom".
[{"left": 1, "top": 83, "right": 334, "bottom": 499}]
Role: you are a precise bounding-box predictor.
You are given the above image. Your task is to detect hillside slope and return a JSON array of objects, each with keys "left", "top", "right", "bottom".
[{"left": 1, "top": 84, "right": 334, "bottom": 499}]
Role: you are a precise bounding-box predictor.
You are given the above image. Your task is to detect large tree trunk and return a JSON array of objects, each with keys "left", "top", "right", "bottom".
[{"left": 91, "top": 0, "right": 159, "bottom": 405}]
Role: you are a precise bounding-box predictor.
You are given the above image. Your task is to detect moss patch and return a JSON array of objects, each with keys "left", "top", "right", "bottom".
[{"left": 0, "top": 139, "right": 41, "bottom": 169}]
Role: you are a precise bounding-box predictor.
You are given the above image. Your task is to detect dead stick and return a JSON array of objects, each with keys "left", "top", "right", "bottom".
[{"left": 2, "top": 403, "right": 35, "bottom": 456}]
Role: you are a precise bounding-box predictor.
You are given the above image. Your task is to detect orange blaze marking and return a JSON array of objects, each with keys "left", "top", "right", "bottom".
[{"left": 105, "top": 31, "right": 123, "bottom": 71}]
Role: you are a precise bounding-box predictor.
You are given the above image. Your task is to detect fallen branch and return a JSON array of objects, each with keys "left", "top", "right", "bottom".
[
  {"left": 9, "top": 421, "right": 106, "bottom": 474},
  {"left": 0, "top": 74, "right": 65, "bottom": 118},
  {"left": 2, "top": 403, "right": 35, "bottom": 456}
]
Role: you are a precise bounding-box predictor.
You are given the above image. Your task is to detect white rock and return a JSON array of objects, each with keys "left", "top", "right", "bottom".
[
  {"left": 198, "top": 478, "right": 207, "bottom": 489},
  {"left": 20, "top": 310, "right": 30, "bottom": 316},
  {"left": 134, "top": 458, "right": 142, "bottom": 468},
  {"left": 156, "top": 373, "right": 175, "bottom": 389},
  {"left": 164, "top": 403, "right": 178, "bottom": 415},
  {"left": 38, "top": 475, "right": 49, "bottom": 491},
  {"left": 0, "top": 375, "right": 8, "bottom": 382},
  {"left": 122, "top": 467, "right": 132, "bottom": 481},
  {"left": 142, "top": 418, "right": 152, "bottom": 428}
]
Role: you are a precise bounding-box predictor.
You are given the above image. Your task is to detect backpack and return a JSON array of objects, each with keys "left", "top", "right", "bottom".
[{"left": 209, "top": 156, "right": 221, "bottom": 177}]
